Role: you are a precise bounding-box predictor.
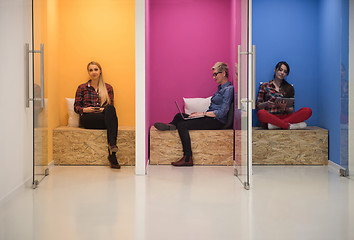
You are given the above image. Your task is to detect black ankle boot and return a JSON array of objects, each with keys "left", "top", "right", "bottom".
[
  {"left": 107, "top": 151, "right": 120, "bottom": 169},
  {"left": 154, "top": 122, "right": 176, "bottom": 131}
]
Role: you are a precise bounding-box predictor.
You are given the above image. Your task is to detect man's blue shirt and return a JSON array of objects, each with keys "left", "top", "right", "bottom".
[{"left": 207, "top": 81, "right": 234, "bottom": 124}]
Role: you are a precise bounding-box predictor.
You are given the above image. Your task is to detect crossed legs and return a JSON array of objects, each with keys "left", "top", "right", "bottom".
[{"left": 257, "top": 107, "right": 312, "bottom": 129}]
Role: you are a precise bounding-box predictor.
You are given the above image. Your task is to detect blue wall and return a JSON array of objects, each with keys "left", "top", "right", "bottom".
[
  {"left": 318, "top": 0, "right": 341, "bottom": 165},
  {"left": 318, "top": 0, "right": 349, "bottom": 166},
  {"left": 253, "top": 0, "right": 349, "bottom": 165},
  {"left": 253, "top": 0, "right": 320, "bottom": 127}
]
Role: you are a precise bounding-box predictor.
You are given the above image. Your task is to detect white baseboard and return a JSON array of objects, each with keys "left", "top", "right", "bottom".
[
  {"left": 0, "top": 161, "right": 54, "bottom": 207},
  {"left": 0, "top": 177, "right": 32, "bottom": 207}
]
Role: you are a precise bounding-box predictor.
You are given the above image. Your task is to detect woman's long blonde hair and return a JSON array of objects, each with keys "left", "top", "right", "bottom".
[{"left": 87, "top": 61, "right": 111, "bottom": 106}]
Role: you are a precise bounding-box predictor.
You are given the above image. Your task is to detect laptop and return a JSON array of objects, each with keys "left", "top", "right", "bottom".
[{"left": 175, "top": 101, "right": 205, "bottom": 120}]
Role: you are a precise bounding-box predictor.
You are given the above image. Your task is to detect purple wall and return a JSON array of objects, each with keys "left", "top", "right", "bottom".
[{"left": 148, "top": 0, "right": 241, "bottom": 124}]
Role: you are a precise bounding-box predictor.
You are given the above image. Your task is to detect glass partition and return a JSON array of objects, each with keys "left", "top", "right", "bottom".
[
  {"left": 340, "top": 0, "right": 349, "bottom": 176},
  {"left": 234, "top": 0, "right": 253, "bottom": 189},
  {"left": 32, "top": 0, "right": 49, "bottom": 188}
]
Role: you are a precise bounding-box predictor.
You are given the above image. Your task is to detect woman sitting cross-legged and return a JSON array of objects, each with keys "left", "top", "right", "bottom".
[
  {"left": 256, "top": 61, "right": 312, "bottom": 130},
  {"left": 154, "top": 62, "right": 234, "bottom": 167}
]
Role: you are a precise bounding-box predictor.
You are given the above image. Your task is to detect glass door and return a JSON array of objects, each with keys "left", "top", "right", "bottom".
[
  {"left": 32, "top": 0, "right": 48, "bottom": 188},
  {"left": 234, "top": 0, "right": 254, "bottom": 189},
  {"left": 340, "top": 2, "right": 349, "bottom": 176}
]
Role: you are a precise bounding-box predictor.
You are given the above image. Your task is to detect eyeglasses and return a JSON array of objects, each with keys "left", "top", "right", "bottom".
[{"left": 213, "top": 72, "right": 222, "bottom": 77}]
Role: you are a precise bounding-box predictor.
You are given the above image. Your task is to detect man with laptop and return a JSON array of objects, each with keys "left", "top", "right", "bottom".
[{"left": 154, "top": 62, "right": 234, "bottom": 167}]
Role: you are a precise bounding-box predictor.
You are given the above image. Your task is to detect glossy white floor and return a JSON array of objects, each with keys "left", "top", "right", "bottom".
[{"left": 0, "top": 165, "right": 353, "bottom": 240}]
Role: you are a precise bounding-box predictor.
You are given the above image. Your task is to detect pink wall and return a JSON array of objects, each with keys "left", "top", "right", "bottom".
[{"left": 148, "top": 0, "right": 241, "bottom": 124}]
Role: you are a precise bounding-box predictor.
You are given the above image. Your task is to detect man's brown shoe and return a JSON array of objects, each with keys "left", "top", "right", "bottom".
[{"left": 171, "top": 156, "right": 193, "bottom": 167}]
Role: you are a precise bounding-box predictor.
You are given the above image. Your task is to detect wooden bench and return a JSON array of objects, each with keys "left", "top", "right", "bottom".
[
  {"left": 53, "top": 126, "right": 135, "bottom": 166},
  {"left": 150, "top": 126, "right": 234, "bottom": 165},
  {"left": 252, "top": 126, "right": 328, "bottom": 165},
  {"left": 149, "top": 126, "right": 328, "bottom": 165}
]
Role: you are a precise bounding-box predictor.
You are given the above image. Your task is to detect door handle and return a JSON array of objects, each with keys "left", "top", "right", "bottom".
[
  {"left": 237, "top": 45, "right": 241, "bottom": 109},
  {"left": 25, "top": 43, "right": 44, "bottom": 109},
  {"left": 237, "top": 45, "right": 256, "bottom": 110},
  {"left": 252, "top": 45, "right": 256, "bottom": 109},
  {"left": 25, "top": 43, "right": 30, "bottom": 108}
]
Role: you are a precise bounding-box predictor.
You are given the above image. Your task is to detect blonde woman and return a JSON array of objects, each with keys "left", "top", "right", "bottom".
[
  {"left": 154, "top": 62, "right": 234, "bottom": 166},
  {"left": 74, "top": 61, "right": 120, "bottom": 169}
]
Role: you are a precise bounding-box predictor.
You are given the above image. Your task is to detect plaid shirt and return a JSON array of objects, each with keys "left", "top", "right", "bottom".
[
  {"left": 74, "top": 80, "right": 114, "bottom": 115},
  {"left": 256, "top": 80, "right": 293, "bottom": 115}
]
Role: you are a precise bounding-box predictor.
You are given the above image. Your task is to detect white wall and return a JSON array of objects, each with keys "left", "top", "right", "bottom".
[
  {"left": 349, "top": 0, "right": 354, "bottom": 175},
  {"left": 0, "top": 0, "right": 33, "bottom": 202},
  {"left": 135, "top": 0, "right": 146, "bottom": 175}
]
